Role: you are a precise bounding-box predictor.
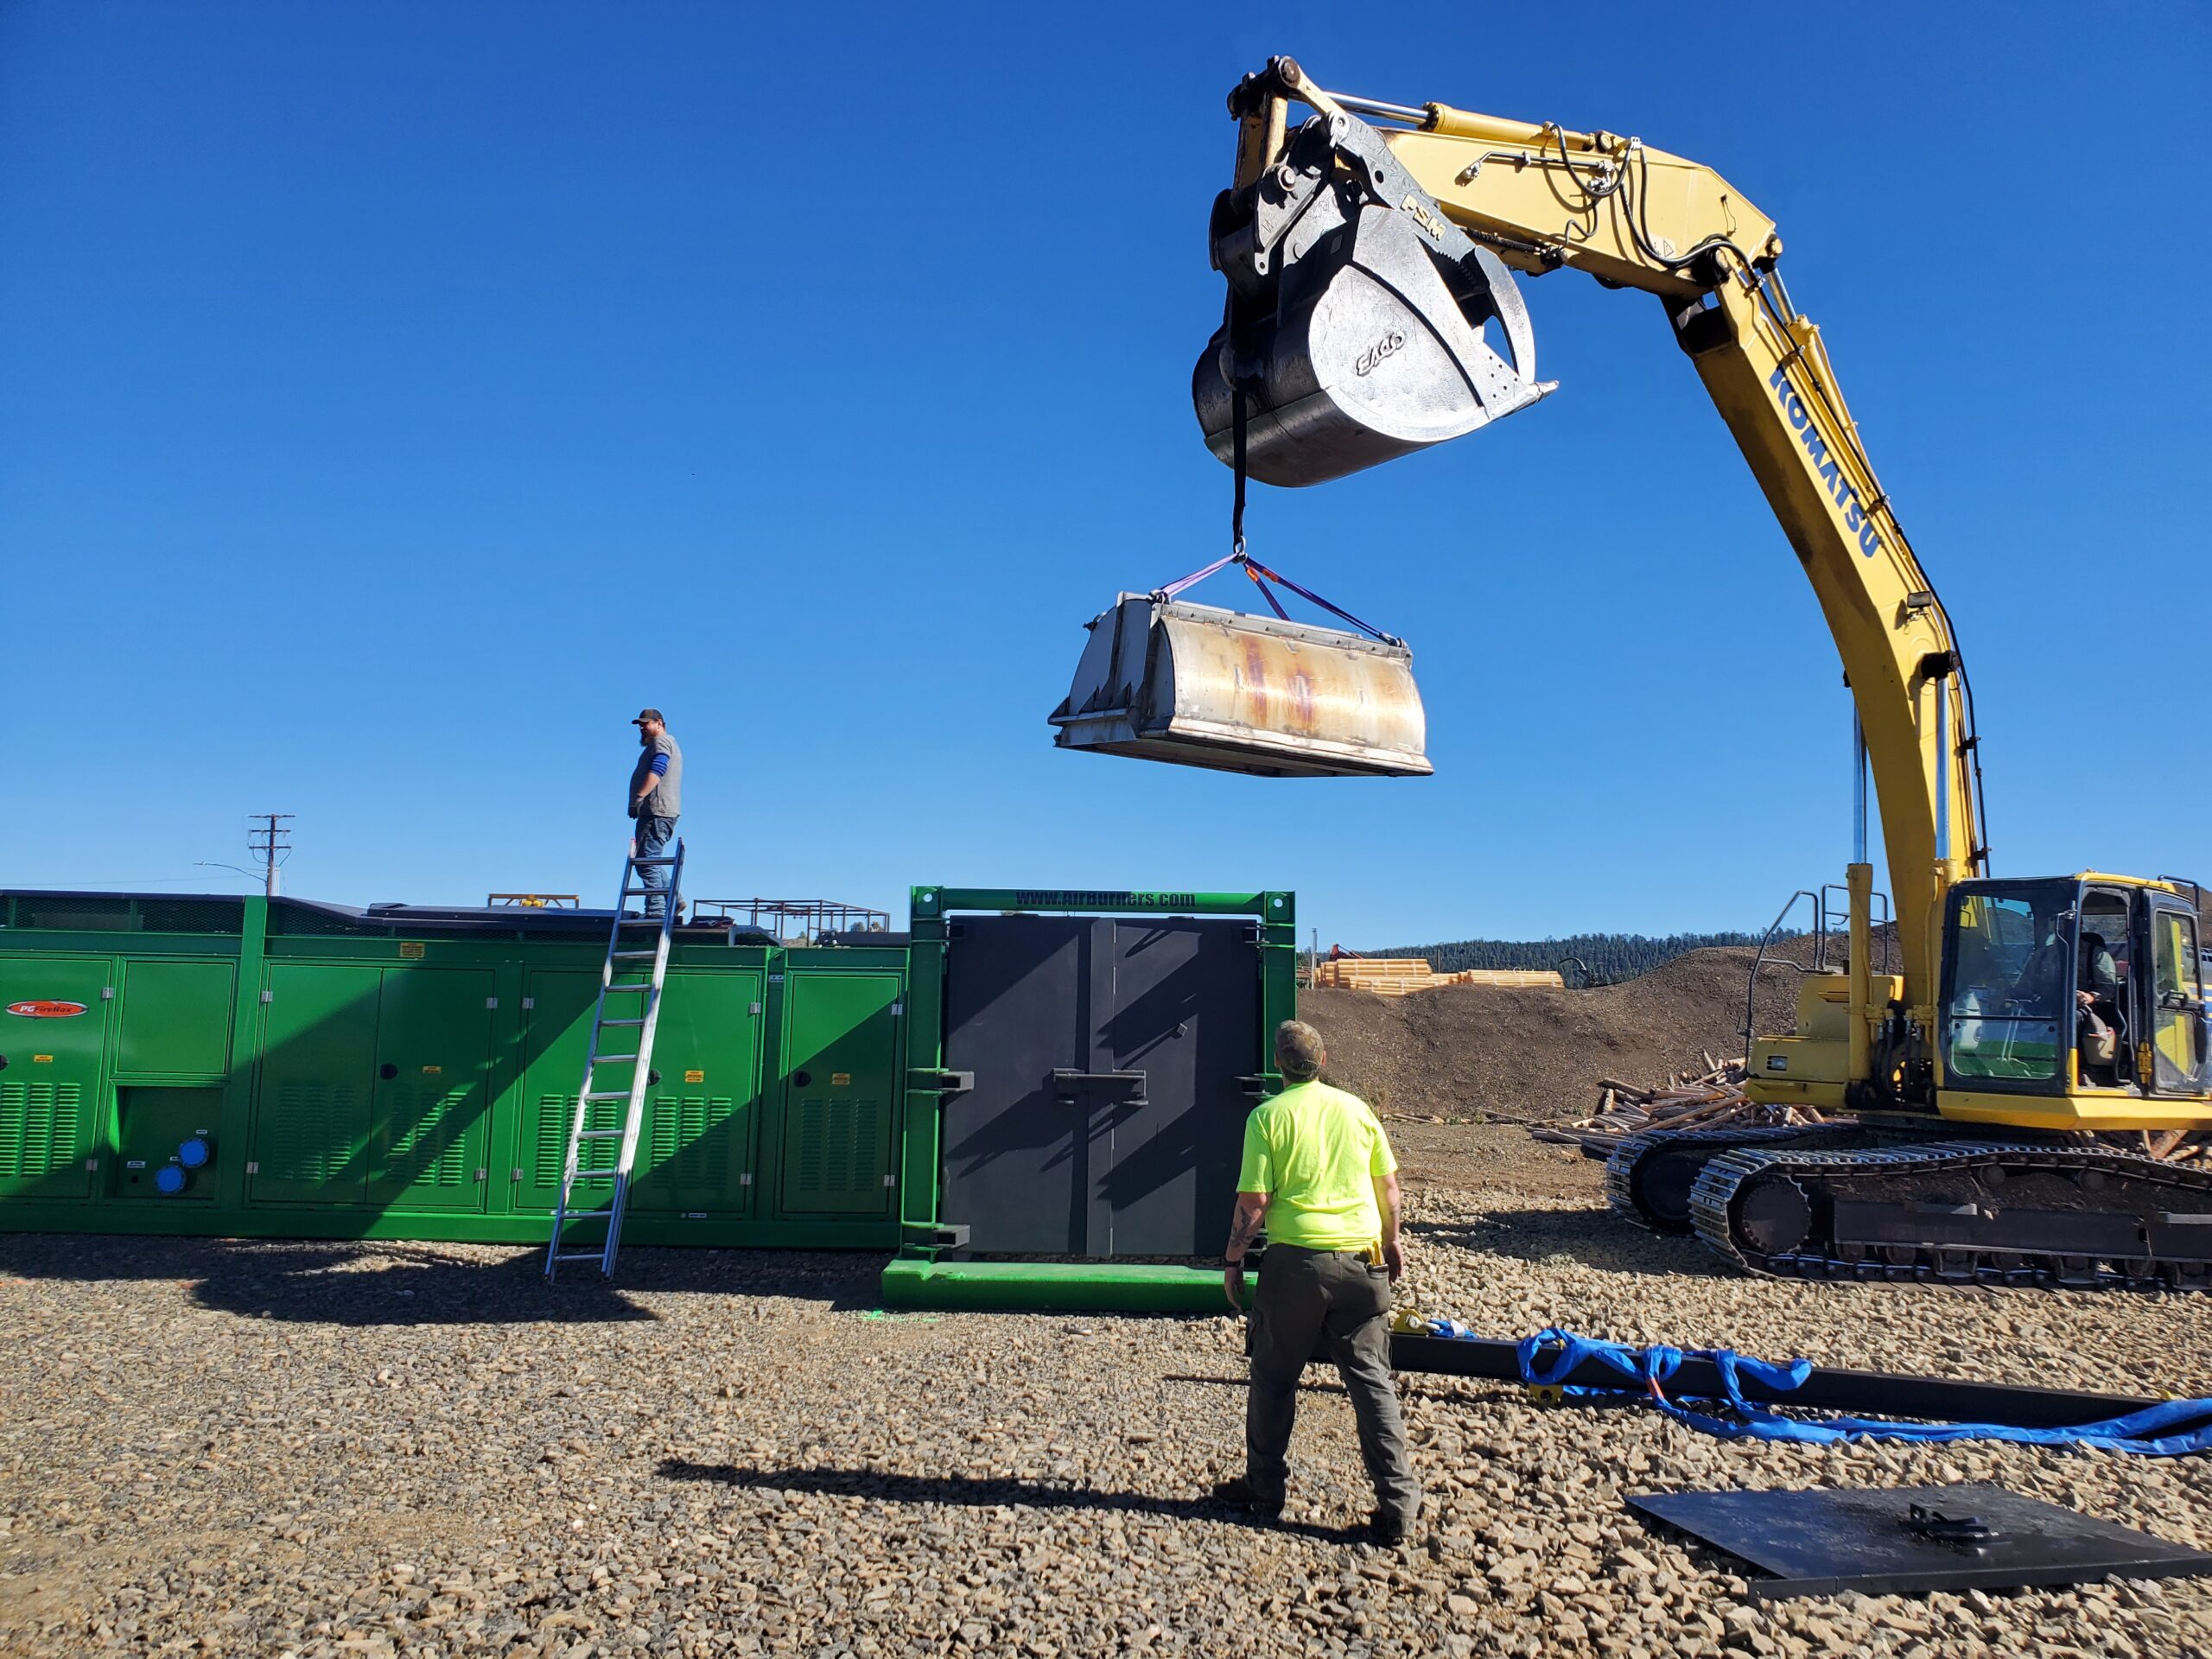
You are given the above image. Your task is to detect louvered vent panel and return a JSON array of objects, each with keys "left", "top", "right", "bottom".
[
  {"left": 0, "top": 1083, "right": 75, "bottom": 1179},
  {"left": 273, "top": 1082, "right": 355, "bottom": 1184}
]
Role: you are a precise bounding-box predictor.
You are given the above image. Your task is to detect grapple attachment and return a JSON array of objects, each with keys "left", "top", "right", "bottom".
[{"left": 1194, "top": 108, "right": 1552, "bottom": 486}]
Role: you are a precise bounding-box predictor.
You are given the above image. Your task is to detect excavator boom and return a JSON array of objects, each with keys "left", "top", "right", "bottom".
[{"left": 1196, "top": 57, "right": 1979, "bottom": 1046}]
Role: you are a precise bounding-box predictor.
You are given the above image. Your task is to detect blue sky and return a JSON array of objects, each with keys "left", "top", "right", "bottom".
[{"left": 2, "top": 2, "right": 2205, "bottom": 946}]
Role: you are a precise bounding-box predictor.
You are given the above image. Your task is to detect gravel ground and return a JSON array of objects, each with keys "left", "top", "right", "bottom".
[{"left": 3, "top": 1130, "right": 2210, "bottom": 1658}]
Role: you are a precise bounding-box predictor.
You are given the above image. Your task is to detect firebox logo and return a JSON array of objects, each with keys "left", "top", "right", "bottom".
[{"left": 5, "top": 1001, "right": 88, "bottom": 1019}]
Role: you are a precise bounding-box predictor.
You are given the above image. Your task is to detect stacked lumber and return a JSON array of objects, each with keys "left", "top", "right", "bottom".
[
  {"left": 1529, "top": 1055, "right": 1830, "bottom": 1157},
  {"left": 1314, "top": 958, "right": 1566, "bottom": 995}
]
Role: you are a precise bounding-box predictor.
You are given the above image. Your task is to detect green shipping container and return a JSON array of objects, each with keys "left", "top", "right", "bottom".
[{"left": 0, "top": 890, "right": 906, "bottom": 1249}]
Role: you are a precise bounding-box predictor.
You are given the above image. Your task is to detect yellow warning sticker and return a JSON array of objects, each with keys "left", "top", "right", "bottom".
[
  {"left": 32, "top": 1054, "right": 53, "bottom": 1064},
  {"left": 683, "top": 1069, "right": 705, "bottom": 1084},
  {"left": 421, "top": 1064, "right": 442, "bottom": 1074},
  {"left": 831, "top": 1072, "right": 851, "bottom": 1088},
  {"left": 398, "top": 942, "right": 426, "bottom": 959}
]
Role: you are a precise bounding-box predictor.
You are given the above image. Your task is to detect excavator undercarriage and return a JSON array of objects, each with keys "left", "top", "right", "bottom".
[{"left": 1607, "top": 1125, "right": 2212, "bottom": 1292}]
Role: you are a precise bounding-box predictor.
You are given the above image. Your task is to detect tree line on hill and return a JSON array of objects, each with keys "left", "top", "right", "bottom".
[{"left": 1348, "top": 931, "right": 1784, "bottom": 986}]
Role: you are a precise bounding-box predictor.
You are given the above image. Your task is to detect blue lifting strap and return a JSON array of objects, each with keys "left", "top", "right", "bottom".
[{"left": 1447, "top": 1325, "right": 2212, "bottom": 1458}]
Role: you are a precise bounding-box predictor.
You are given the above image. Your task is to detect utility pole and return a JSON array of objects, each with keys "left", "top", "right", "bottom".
[{"left": 248, "top": 813, "right": 294, "bottom": 897}]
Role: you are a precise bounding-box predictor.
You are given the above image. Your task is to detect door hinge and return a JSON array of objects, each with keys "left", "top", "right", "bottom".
[
  {"left": 522, "top": 995, "right": 536, "bottom": 1010},
  {"left": 474, "top": 1167, "right": 488, "bottom": 1182},
  {"left": 245, "top": 1160, "right": 260, "bottom": 1174},
  {"left": 512, "top": 1168, "right": 524, "bottom": 1182},
  {"left": 883, "top": 1173, "right": 896, "bottom": 1187},
  {"left": 486, "top": 996, "right": 499, "bottom": 1010},
  {"left": 101, "top": 986, "right": 115, "bottom": 1001},
  {"left": 84, "top": 1158, "right": 98, "bottom": 1173},
  {"left": 891, "top": 1001, "right": 904, "bottom": 1016},
  {"left": 740, "top": 1172, "right": 753, "bottom": 1185},
  {"left": 749, "top": 1001, "right": 762, "bottom": 1016},
  {"left": 261, "top": 990, "right": 274, "bottom": 1004}
]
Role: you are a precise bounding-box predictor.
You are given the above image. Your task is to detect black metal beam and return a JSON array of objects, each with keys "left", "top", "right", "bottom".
[{"left": 1388, "top": 1335, "right": 2158, "bottom": 1431}]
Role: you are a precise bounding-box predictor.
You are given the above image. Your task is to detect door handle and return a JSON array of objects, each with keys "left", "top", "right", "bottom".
[{"left": 1051, "top": 1069, "right": 1147, "bottom": 1102}]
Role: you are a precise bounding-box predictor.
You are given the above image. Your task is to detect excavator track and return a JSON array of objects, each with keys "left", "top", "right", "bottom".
[
  {"left": 1688, "top": 1140, "right": 2212, "bottom": 1291},
  {"left": 1603, "top": 1126, "right": 1830, "bottom": 1234}
]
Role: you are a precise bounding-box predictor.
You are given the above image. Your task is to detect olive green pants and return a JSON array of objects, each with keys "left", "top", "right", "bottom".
[{"left": 1246, "top": 1243, "right": 1421, "bottom": 1526}]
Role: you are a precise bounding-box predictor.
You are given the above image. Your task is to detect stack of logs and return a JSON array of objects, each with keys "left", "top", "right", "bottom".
[
  {"left": 1529, "top": 1055, "right": 2209, "bottom": 1165},
  {"left": 1529, "top": 1053, "right": 1827, "bottom": 1158},
  {"left": 1313, "top": 958, "right": 1565, "bottom": 995}
]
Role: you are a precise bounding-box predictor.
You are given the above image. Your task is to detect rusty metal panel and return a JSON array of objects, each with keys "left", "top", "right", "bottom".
[{"left": 1049, "top": 595, "right": 1430, "bottom": 779}]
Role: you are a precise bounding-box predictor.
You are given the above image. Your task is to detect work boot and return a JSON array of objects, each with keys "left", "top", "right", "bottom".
[
  {"left": 1363, "top": 1509, "right": 1415, "bottom": 1548},
  {"left": 1210, "top": 1478, "right": 1283, "bottom": 1520}
]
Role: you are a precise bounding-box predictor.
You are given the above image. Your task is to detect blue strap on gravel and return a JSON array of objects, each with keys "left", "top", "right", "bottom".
[{"left": 1480, "top": 1325, "right": 2212, "bottom": 1457}]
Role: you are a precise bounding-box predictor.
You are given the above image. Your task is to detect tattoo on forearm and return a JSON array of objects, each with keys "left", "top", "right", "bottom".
[{"left": 1226, "top": 1207, "right": 1265, "bottom": 1256}]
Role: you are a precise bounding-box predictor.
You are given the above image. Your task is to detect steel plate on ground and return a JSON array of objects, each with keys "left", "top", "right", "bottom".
[
  {"left": 1629, "top": 1484, "right": 2212, "bottom": 1600},
  {"left": 1048, "top": 594, "right": 1430, "bottom": 779}
]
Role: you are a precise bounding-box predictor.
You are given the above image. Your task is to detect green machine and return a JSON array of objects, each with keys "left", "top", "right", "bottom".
[
  {"left": 0, "top": 891, "right": 907, "bottom": 1248},
  {"left": 0, "top": 885, "right": 1294, "bottom": 1310}
]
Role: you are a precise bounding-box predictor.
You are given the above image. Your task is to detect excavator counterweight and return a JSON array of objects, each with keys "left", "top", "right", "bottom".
[{"left": 1192, "top": 101, "right": 1551, "bottom": 486}]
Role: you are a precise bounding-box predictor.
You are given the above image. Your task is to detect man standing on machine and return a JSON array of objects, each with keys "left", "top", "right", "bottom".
[{"left": 627, "top": 709, "right": 683, "bottom": 918}]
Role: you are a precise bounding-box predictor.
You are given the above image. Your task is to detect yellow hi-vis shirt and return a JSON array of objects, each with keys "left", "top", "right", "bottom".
[{"left": 1236, "top": 1079, "right": 1397, "bottom": 1251}]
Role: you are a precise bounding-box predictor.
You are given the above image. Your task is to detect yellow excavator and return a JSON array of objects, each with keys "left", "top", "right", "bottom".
[{"left": 1193, "top": 58, "right": 2212, "bottom": 1289}]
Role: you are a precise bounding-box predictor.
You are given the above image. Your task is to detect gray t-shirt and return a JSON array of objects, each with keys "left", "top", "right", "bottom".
[{"left": 629, "top": 732, "right": 683, "bottom": 818}]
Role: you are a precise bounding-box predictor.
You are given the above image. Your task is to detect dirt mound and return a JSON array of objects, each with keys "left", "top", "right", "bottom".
[{"left": 1303, "top": 944, "right": 1813, "bottom": 1121}]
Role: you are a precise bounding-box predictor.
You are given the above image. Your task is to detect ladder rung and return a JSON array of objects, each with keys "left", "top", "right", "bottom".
[
  {"left": 552, "top": 1251, "right": 608, "bottom": 1263},
  {"left": 601, "top": 1018, "right": 646, "bottom": 1027},
  {"left": 571, "top": 1168, "right": 621, "bottom": 1180},
  {"left": 617, "top": 917, "right": 664, "bottom": 927},
  {"left": 580, "top": 1091, "right": 632, "bottom": 1103},
  {"left": 629, "top": 857, "right": 678, "bottom": 867},
  {"left": 558, "top": 1208, "right": 613, "bottom": 1219},
  {"left": 591, "top": 1053, "right": 639, "bottom": 1065},
  {"left": 601, "top": 982, "right": 652, "bottom": 993},
  {"left": 610, "top": 950, "right": 658, "bottom": 959},
  {"left": 576, "top": 1128, "right": 625, "bottom": 1139}
]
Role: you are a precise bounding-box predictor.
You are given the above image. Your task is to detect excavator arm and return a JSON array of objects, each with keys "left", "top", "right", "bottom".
[{"left": 1198, "top": 58, "right": 1984, "bottom": 1066}]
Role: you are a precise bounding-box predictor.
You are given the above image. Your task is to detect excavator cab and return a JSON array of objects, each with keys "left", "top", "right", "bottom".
[
  {"left": 1940, "top": 877, "right": 2210, "bottom": 1113},
  {"left": 1193, "top": 70, "right": 1553, "bottom": 486}
]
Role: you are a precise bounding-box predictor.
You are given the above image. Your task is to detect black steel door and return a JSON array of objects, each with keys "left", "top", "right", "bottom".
[{"left": 940, "top": 914, "right": 1260, "bottom": 1255}]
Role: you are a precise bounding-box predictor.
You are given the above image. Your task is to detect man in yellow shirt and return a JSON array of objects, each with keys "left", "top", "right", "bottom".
[{"left": 1217, "top": 1020, "right": 1421, "bottom": 1545}]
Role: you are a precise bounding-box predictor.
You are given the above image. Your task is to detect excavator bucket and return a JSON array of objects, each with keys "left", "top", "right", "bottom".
[
  {"left": 1048, "top": 594, "right": 1431, "bottom": 779},
  {"left": 1193, "top": 108, "right": 1552, "bottom": 486}
]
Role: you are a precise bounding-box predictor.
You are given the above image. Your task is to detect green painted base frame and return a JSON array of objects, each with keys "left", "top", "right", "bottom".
[
  {"left": 880, "top": 1256, "right": 1242, "bottom": 1314},
  {"left": 0, "top": 1204, "right": 897, "bottom": 1251}
]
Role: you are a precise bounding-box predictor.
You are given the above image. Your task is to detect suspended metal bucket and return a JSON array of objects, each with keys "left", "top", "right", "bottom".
[
  {"left": 1192, "top": 106, "right": 1553, "bottom": 487},
  {"left": 1049, "top": 593, "right": 1431, "bottom": 779}
]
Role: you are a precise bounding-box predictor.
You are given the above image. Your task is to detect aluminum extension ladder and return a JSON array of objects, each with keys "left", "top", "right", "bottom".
[{"left": 544, "top": 836, "right": 685, "bottom": 1280}]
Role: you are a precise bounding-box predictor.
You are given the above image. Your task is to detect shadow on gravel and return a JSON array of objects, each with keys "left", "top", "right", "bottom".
[
  {"left": 0, "top": 1235, "right": 890, "bottom": 1326},
  {"left": 659, "top": 1459, "right": 1368, "bottom": 1545},
  {"left": 1408, "top": 1207, "right": 1732, "bottom": 1280}
]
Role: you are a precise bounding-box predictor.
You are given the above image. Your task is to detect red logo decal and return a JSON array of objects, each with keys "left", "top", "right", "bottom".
[{"left": 4, "top": 1001, "right": 88, "bottom": 1019}]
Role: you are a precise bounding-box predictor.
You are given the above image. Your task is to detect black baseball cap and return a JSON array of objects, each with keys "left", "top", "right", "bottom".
[{"left": 632, "top": 708, "right": 664, "bottom": 725}]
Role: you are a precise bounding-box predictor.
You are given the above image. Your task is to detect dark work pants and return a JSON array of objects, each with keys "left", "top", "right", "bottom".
[{"left": 1247, "top": 1243, "right": 1421, "bottom": 1525}]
